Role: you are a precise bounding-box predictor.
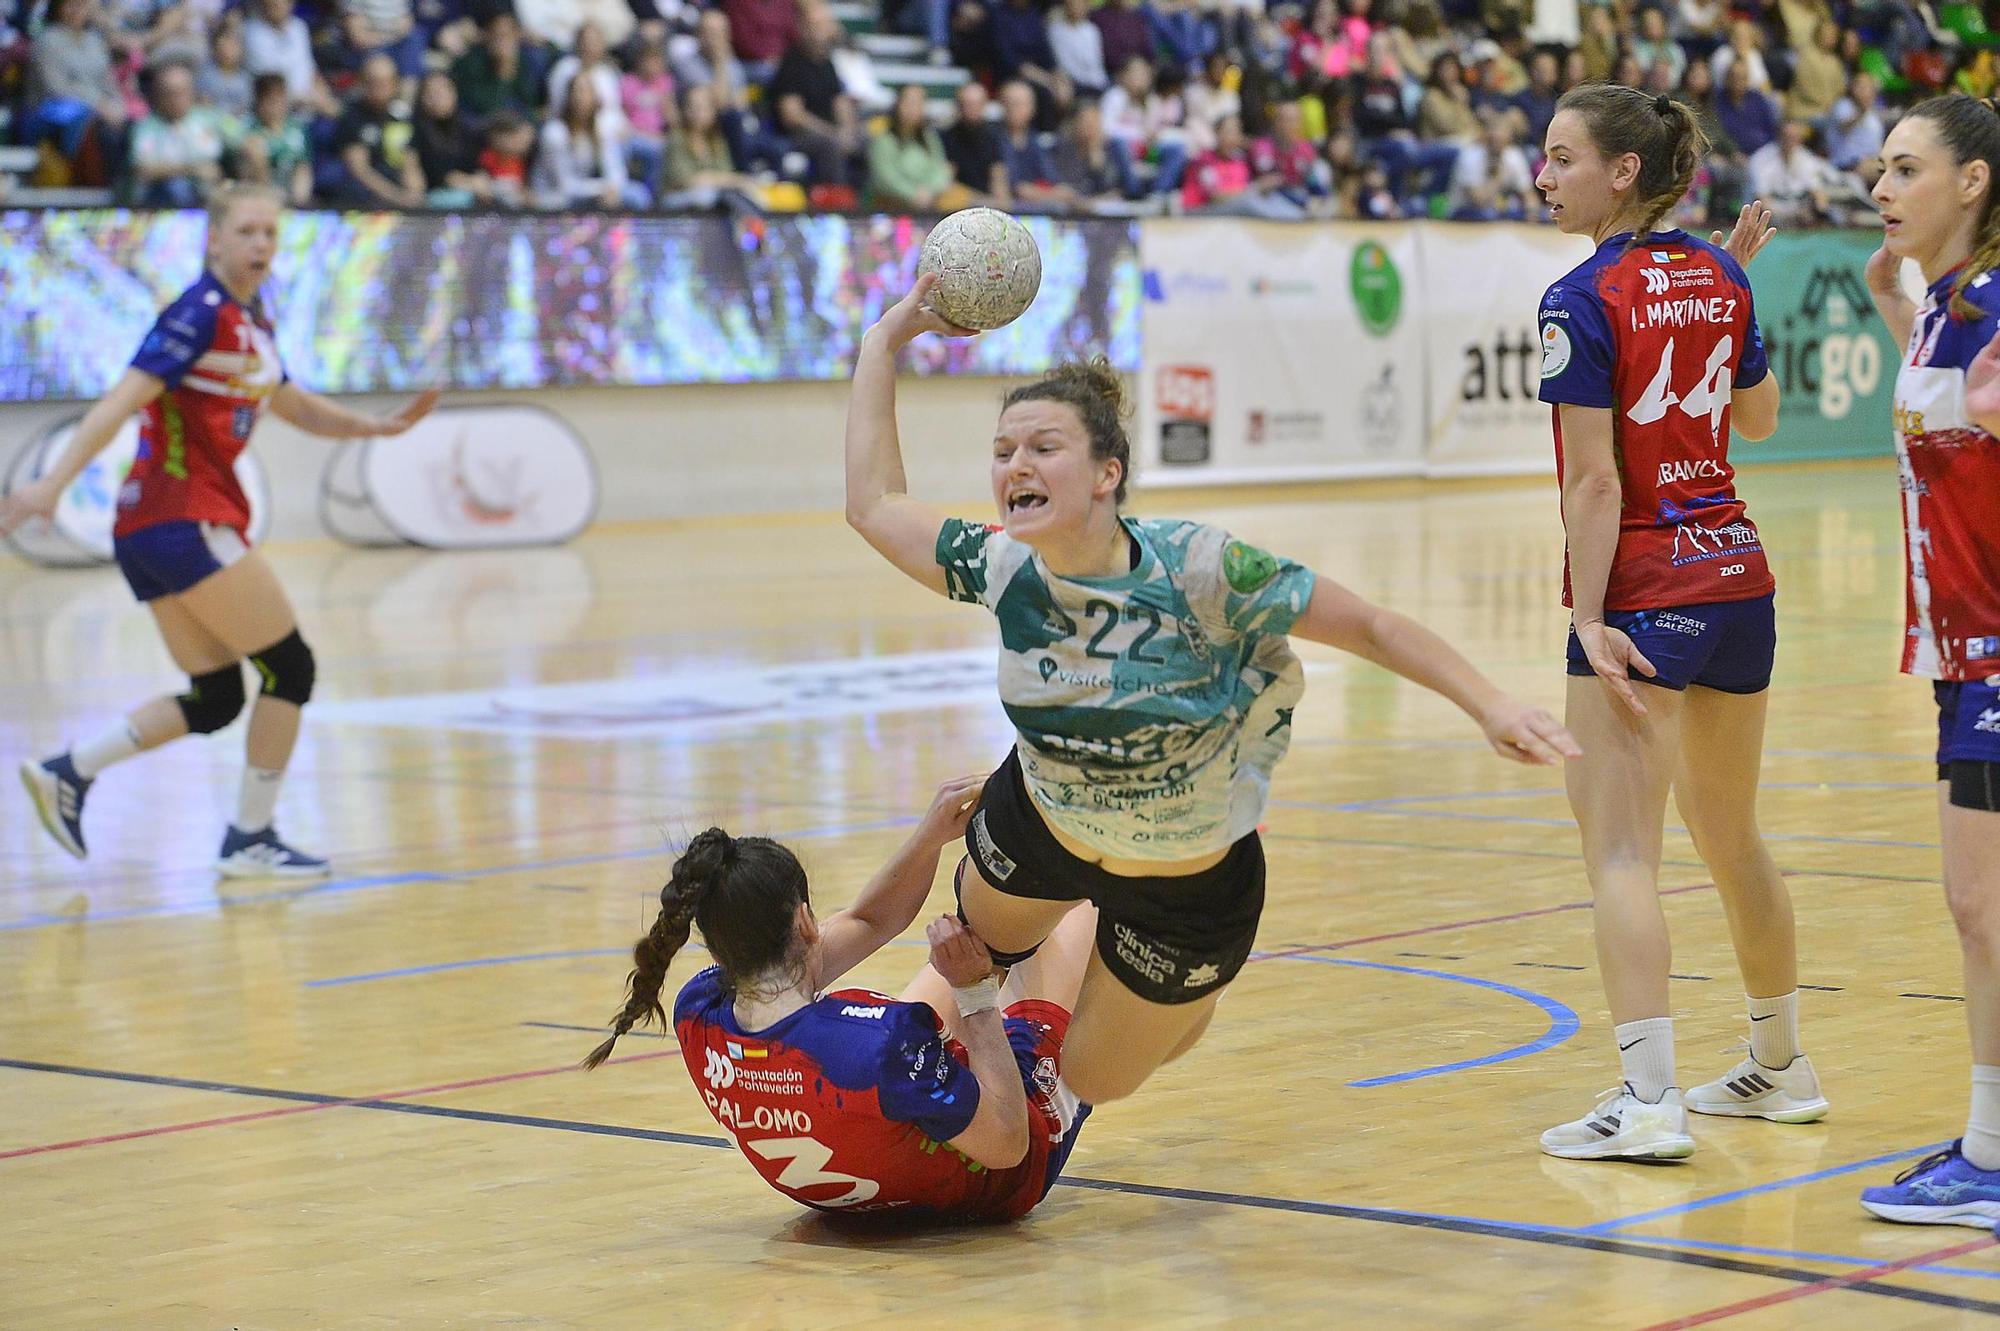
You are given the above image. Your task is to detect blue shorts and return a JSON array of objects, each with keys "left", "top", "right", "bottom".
[
  {"left": 1936, "top": 680, "right": 2000, "bottom": 811},
  {"left": 1566, "top": 594, "right": 1776, "bottom": 694},
  {"left": 1936, "top": 679, "right": 2000, "bottom": 772},
  {"left": 112, "top": 520, "right": 247, "bottom": 602}
]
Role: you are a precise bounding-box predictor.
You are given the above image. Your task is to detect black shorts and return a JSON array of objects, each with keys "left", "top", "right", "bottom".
[{"left": 961, "top": 749, "right": 1266, "bottom": 1005}]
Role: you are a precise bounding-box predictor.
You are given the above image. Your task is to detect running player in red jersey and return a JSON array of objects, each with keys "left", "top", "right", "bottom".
[
  {"left": 0, "top": 183, "right": 438, "bottom": 877},
  {"left": 1856, "top": 96, "right": 2000, "bottom": 1226},
  {"left": 1533, "top": 85, "right": 1827, "bottom": 1161},
  {"left": 583, "top": 775, "right": 1098, "bottom": 1221}
]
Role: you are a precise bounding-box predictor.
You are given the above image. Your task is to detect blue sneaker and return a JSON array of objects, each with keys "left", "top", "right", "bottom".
[
  {"left": 216, "top": 825, "right": 330, "bottom": 879},
  {"left": 1860, "top": 1142, "right": 2000, "bottom": 1227},
  {"left": 19, "top": 754, "right": 90, "bottom": 859}
]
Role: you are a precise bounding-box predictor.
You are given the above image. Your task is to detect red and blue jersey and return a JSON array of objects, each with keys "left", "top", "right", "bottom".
[
  {"left": 115, "top": 271, "right": 285, "bottom": 540},
  {"left": 673, "top": 966, "right": 1081, "bottom": 1221},
  {"left": 1537, "top": 229, "right": 1773, "bottom": 612},
  {"left": 1894, "top": 266, "right": 2000, "bottom": 680}
]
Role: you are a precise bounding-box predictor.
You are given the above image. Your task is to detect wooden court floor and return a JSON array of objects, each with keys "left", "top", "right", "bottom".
[{"left": 2, "top": 457, "right": 1991, "bottom": 1329}]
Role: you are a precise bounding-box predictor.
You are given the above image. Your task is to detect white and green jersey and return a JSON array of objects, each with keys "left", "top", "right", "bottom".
[{"left": 936, "top": 516, "right": 1316, "bottom": 861}]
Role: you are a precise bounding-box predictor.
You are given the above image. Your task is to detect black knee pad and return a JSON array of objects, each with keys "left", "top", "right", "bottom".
[
  {"left": 177, "top": 664, "right": 246, "bottom": 734},
  {"left": 954, "top": 856, "right": 1043, "bottom": 968},
  {"left": 248, "top": 629, "right": 315, "bottom": 706}
]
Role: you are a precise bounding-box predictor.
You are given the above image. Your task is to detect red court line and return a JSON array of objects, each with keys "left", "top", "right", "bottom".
[
  {"left": 0, "top": 1049, "right": 673, "bottom": 1161},
  {"left": 1248, "top": 881, "right": 1721, "bottom": 964},
  {"left": 1632, "top": 1236, "right": 1999, "bottom": 1330}
]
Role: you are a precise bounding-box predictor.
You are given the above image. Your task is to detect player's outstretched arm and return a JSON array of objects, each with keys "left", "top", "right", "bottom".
[
  {"left": 0, "top": 368, "right": 164, "bottom": 534},
  {"left": 926, "top": 913, "right": 1030, "bottom": 1169},
  {"left": 1291, "top": 577, "right": 1582, "bottom": 767},
  {"left": 815, "top": 773, "right": 985, "bottom": 984},
  {"left": 267, "top": 384, "right": 441, "bottom": 440},
  {"left": 846, "top": 274, "right": 975, "bottom": 596}
]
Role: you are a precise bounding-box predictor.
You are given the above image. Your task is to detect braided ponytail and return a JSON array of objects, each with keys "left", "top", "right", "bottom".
[
  {"left": 1902, "top": 94, "right": 2000, "bottom": 320},
  {"left": 1556, "top": 84, "right": 1710, "bottom": 247},
  {"left": 580, "top": 828, "right": 736, "bottom": 1070}
]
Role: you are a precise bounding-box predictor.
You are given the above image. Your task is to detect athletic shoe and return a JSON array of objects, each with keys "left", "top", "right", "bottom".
[
  {"left": 216, "top": 825, "right": 331, "bottom": 879},
  {"left": 1861, "top": 1142, "right": 2000, "bottom": 1227},
  {"left": 1686, "top": 1052, "right": 1830, "bottom": 1123},
  {"left": 1541, "top": 1087, "right": 1696, "bottom": 1161},
  {"left": 20, "top": 754, "right": 90, "bottom": 859}
]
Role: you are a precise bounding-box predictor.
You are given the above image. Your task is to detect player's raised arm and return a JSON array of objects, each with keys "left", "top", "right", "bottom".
[
  {"left": 845, "top": 274, "right": 974, "bottom": 594},
  {"left": 815, "top": 773, "right": 985, "bottom": 983},
  {"left": 1289, "top": 575, "right": 1582, "bottom": 767},
  {"left": 1864, "top": 240, "right": 1919, "bottom": 349}
]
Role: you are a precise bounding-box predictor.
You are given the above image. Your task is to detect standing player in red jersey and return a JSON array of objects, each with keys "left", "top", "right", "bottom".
[
  {"left": 0, "top": 182, "right": 438, "bottom": 877},
  {"left": 582, "top": 775, "right": 1100, "bottom": 1222},
  {"left": 1855, "top": 96, "right": 2000, "bottom": 1227},
  {"left": 1532, "top": 85, "right": 1828, "bottom": 1161}
]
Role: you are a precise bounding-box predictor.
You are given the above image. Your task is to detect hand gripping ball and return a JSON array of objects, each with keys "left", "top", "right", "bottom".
[{"left": 917, "top": 207, "right": 1043, "bottom": 332}]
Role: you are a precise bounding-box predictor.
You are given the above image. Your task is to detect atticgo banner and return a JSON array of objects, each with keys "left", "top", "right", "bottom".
[
  {"left": 2, "top": 416, "right": 271, "bottom": 567},
  {"left": 1136, "top": 221, "right": 1427, "bottom": 485},
  {"left": 1419, "top": 222, "right": 1575, "bottom": 476},
  {"left": 320, "top": 404, "right": 596, "bottom": 549},
  {"left": 1743, "top": 230, "right": 1900, "bottom": 462}
]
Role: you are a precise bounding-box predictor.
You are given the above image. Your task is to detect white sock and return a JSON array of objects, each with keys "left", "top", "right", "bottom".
[
  {"left": 69, "top": 721, "right": 143, "bottom": 780},
  {"left": 1747, "top": 991, "right": 1801, "bottom": 1069},
  {"left": 1615, "top": 1017, "right": 1678, "bottom": 1104},
  {"left": 1965, "top": 1066, "right": 2000, "bottom": 1171},
  {"left": 236, "top": 766, "right": 284, "bottom": 833}
]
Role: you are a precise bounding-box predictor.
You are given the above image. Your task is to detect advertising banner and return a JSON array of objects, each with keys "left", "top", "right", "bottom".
[
  {"left": 1136, "top": 220, "right": 1426, "bottom": 485},
  {"left": 3, "top": 415, "right": 271, "bottom": 567},
  {"left": 320, "top": 405, "right": 598, "bottom": 549},
  {"left": 1420, "top": 222, "right": 1575, "bottom": 475},
  {"left": 0, "top": 210, "right": 1141, "bottom": 402},
  {"left": 1748, "top": 230, "right": 1898, "bottom": 462}
]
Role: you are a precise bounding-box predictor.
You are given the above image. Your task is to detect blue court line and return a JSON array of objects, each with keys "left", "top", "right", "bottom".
[
  {"left": 0, "top": 871, "right": 450, "bottom": 931},
  {"left": 1286, "top": 737, "right": 1934, "bottom": 763},
  {"left": 1603, "top": 1231, "right": 2000, "bottom": 1281},
  {"left": 307, "top": 947, "right": 633, "bottom": 988},
  {"left": 1271, "top": 790, "right": 1943, "bottom": 851},
  {"left": 1582, "top": 1140, "right": 1951, "bottom": 1234},
  {"left": 1370, "top": 808, "right": 1938, "bottom": 850},
  {"left": 1268, "top": 954, "right": 1579, "bottom": 1087},
  {"left": 1260, "top": 829, "right": 1938, "bottom": 886},
  {"left": 0, "top": 815, "right": 921, "bottom": 934},
  {"left": 6, "top": 1054, "right": 1998, "bottom": 1310}
]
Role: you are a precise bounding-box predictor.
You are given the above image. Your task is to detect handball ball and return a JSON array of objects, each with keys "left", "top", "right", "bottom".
[{"left": 918, "top": 207, "right": 1042, "bottom": 332}]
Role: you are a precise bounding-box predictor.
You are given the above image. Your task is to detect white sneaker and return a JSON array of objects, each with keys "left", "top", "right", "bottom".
[
  {"left": 1541, "top": 1088, "right": 1696, "bottom": 1161},
  {"left": 1686, "top": 1053, "right": 1829, "bottom": 1123}
]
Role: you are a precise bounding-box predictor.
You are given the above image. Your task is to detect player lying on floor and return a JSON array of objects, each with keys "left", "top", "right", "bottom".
[{"left": 583, "top": 774, "right": 1096, "bottom": 1221}]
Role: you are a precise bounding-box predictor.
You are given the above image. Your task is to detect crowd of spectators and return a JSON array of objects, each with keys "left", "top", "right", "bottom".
[{"left": 1, "top": 0, "right": 1991, "bottom": 219}]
